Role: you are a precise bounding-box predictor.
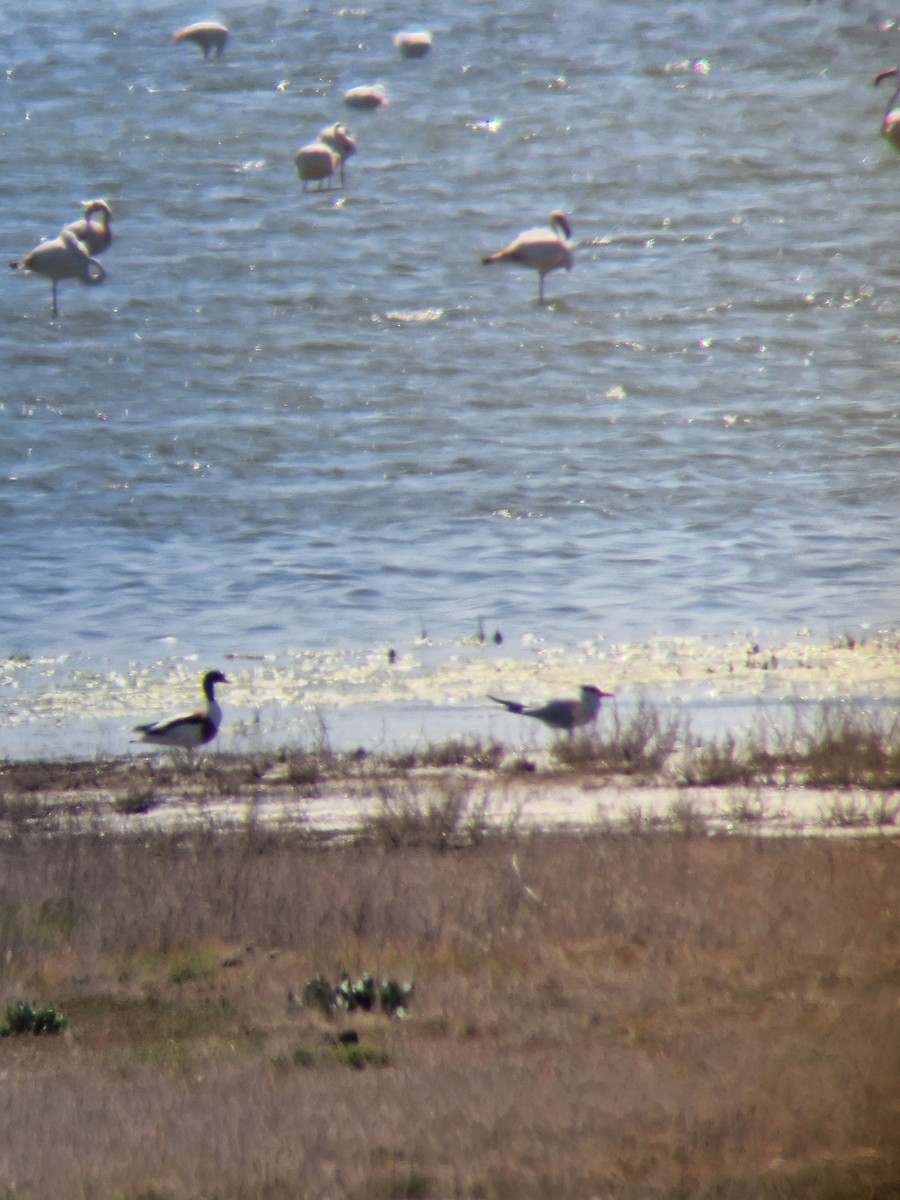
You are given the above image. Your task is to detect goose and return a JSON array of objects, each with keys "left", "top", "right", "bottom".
[
  {"left": 394, "top": 31, "right": 432, "bottom": 59},
  {"left": 482, "top": 210, "right": 574, "bottom": 303},
  {"left": 874, "top": 68, "right": 900, "bottom": 150},
  {"left": 318, "top": 122, "right": 356, "bottom": 188},
  {"left": 294, "top": 141, "right": 340, "bottom": 191},
  {"left": 343, "top": 84, "right": 387, "bottom": 111},
  {"left": 62, "top": 199, "right": 112, "bottom": 257},
  {"left": 488, "top": 684, "right": 613, "bottom": 735},
  {"left": 172, "top": 21, "right": 229, "bottom": 59},
  {"left": 9, "top": 228, "right": 106, "bottom": 317},
  {"left": 133, "top": 669, "right": 230, "bottom": 752}
]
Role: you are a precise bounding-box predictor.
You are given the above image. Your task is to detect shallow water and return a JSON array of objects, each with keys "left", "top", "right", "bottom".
[{"left": 2, "top": 1, "right": 899, "bottom": 756}]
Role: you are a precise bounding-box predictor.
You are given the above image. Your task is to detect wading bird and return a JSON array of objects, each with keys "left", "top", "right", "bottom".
[
  {"left": 488, "top": 684, "right": 613, "bottom": 735},
  {"left": 318, "top": 122, "right": 357, "bottom": 188},
  {"left": 294, "top": 141, "right": 340, "bottom": 191},
  {"left": 343, "top": 84, "right": 387, "bottom": 111},
  {"left": 172, "top": 21, "right": 229, "bottom": 59},
  {"left": 9, "top": 228, "right": 106, "bottom": 317},
  {"left": 62, "top": 199, "right": 112, "bottom": 257},
  {"left": 394, "top": 30, "right": 432, "bottom": 59},
  {"left": 482, "top": 210, "right": 574, "bottom": 303},
  {"left": 133, "top": 669, "right": 230, "bottom": 752},
  {"left": 874, "top": 68, "right": 900, "bottom": 150}
]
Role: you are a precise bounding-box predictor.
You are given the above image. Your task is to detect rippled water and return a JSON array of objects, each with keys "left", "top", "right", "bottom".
[{"left": 2, "top": 0, "right": 899, "bottom": 755}]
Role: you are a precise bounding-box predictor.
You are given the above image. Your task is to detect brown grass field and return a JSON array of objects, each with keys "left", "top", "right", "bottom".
[{"left": 0, "top": 729, "right": 898, "bottom": 1199}]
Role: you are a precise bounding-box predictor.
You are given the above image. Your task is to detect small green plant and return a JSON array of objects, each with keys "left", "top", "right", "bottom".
[
  {"left": 169, "top": 945, "right": 221, "bottom": 984},
  {"left": 379, "top": 978, "right": 415, "bottom": 1018},
  {"left": 1, "top": 1000, "right": 68, "bottom": 1036},
  {"left": 336, "top": 972, "right": 376, "bottom": 1011},
  {"left": 300, "top": 973, "right": 414, "bottom": 1018},
  {"left": 301, "top": 973, "right": 336, "bottom": 1016}
]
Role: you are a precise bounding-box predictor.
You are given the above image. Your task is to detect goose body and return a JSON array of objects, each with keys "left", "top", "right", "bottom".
[
  {"left": 173, "top": 22, "right": 229, "bottom": 59},
  {"left": 488, "top": 684, "right": 613, "bottom": 734},
  {"left": 294, "top": 141, "right": 340, "bottom": 191},
  {"left": 875, "top": 68, "right": 900, "bottom": 150},
  {"left": 133, "top": 670, "right": 230, "bottom": 751},
  {"left": 62, "top": 199, "right": 112, "bottom": 257},
  {"left": 10, "top": 228, "right": 106, "bottom": 316},
  {"left": 482, "top": 210, "right": 574, "bottom": 303},
  {"left": 318, "top": 122, "right": 356, "bottom": 187}
]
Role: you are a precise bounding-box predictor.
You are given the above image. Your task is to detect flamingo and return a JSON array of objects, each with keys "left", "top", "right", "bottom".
[
  {"left": 874, "top": 68, "right": 900, "bottom": 150},
  {"left": 488, "top": 685, "right": 613, "bottom": 735},
  {"left": 318, "top": 122, "right": 356, "bottom": 187},
  {"left": 62, "top": 199, "right": 112, "bottom": 257},
  {"left": 343, "top": 84, "right": 387, "bottom": 111},
  {"left": 172, "top": 22, "right": 229, "bottom": 59},
  {"left": 294, "top": 141, "right": 340, "bottom": 191},
  {"left": 9, "top": 228, "right": 106, "bottom": 317},
  {"left": 394, "top": 31, "right": 432, "bottom": 59},
  {"left": 133, "top": 669, "right": 230, "bottom": 752},
  {"left": 482, "top": 210, "right": 574, "bottom": 303}
]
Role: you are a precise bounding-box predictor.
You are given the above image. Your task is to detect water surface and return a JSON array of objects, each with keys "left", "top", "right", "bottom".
[{"left": 2, "top": 0, "right": 898, "bottom": 755}]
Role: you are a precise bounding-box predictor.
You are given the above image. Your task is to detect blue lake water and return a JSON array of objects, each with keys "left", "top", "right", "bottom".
[{"left": 1, "top": 0, "right": 898, "bottom": 757}]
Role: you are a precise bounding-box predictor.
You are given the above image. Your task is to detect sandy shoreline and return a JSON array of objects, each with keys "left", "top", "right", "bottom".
[{"left": 2, "top": 752, "right": 897, "bottom": 841}]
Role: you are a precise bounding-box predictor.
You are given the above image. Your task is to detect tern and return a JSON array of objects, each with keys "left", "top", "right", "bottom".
[
  {"left": 488, "top": 684, "right": 613, "bottom": 734},
  {"left": 482, "top": 210, "right": 574, "bottom": 303},
  {"left": 133, "top": 670, "right": 230, "bottom": 752}
]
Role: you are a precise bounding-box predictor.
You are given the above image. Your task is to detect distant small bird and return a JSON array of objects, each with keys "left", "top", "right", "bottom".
[
  {"left": 294, "top": 141, "right": 340, "bottom": 191},
  {"left": 874, "top": 68, "right": 900, "bottom": 150},
  {"left": 172, "top": 21, "right": 229, "bottom": 59},
  {"left": 62, "top": 199, "right": 112, "bottom": 257},
  {"left": 394, "top": 31, "right": 432, "bottom": 59},
  {"left": 482, "top": 210, "right": 574, "bottom": 303},
  {"left": 343, "top": 84, "right": 387, "bottom": 111},
  {"left": 318, "top": 122, "right": 357, "bottom": 188},
  {"left": 488, "top": 684, "right": 613, "bottom": 734},
  {"left": 133, "top": 669, "right": 230, "bottom": 752},
  {"left": 9, "top": 228, "right": 106, "bottom": 317}
]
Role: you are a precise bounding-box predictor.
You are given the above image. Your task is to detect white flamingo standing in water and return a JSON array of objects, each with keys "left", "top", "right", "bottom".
[
  {"left": 394, "top": 31, "right": 432, "bottom": 59},
  {"left": 62, "top": 199, "right": 112, "bottom": 257},
  {"left": 482, "top": 210, "right": 574, "bottom": 303},
  {"left": 9, "top": 228, "right": 106, "bottom": 317},
  {"left": 874, "top": 68, "right": 900, "bottom": 150},
  {"left": 172, "top": 22, "right": 229, "bottom": 59},
  {"left": 318, "top": 122, "right": 357, "bottom": 188},
  {"left": 294, "top": 141, "right": 340, "bottom": 191},
  {"left": 343, "top": 84, "right": 387, "bottom": 111}
]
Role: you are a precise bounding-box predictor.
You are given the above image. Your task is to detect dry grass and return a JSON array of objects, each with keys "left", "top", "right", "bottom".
[{"left": 0, "top": 822, "right": 897, "bottom": 1199}]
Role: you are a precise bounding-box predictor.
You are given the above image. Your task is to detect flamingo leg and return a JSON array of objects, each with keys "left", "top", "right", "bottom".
[{"left": 51, "top": 280, "right": 59, "bottom": 317}]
